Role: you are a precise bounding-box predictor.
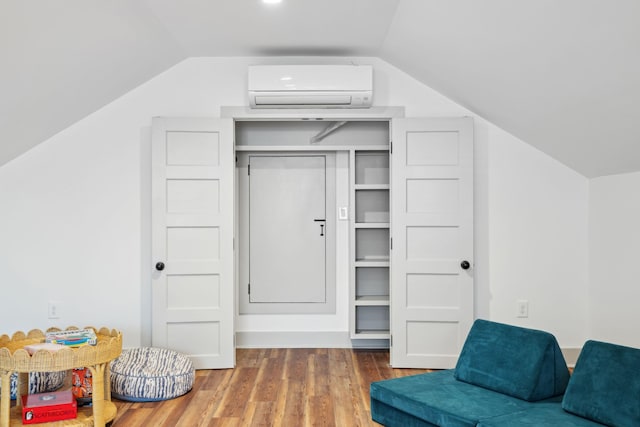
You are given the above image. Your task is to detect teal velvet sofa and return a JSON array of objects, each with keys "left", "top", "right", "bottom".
[
  {"left": 478, "top": 340, "right": 640, "bottom": 427},
  {"left": 370, "top": 319, "right": 570, "bottom": 426},
  {"left": 371, "top": 320, "right": 640, "bottom": 427}
]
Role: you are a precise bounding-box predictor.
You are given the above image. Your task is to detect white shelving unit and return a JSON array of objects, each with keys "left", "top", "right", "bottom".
[{"left": 350, "top": 150, "right": 390, "bottom": 340}]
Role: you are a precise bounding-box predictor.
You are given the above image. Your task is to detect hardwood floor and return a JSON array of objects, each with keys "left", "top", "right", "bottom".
[{"left": 112, "top": 348, "right": 432, "bottom": 426}]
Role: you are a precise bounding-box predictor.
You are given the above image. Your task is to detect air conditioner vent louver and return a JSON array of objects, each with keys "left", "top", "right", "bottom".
[{"left": 248, "top": 65, "right": 373, "bottom": 109}]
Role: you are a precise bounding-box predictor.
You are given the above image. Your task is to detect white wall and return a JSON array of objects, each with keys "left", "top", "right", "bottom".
[
  {"left": 0, "top": 56, "right": 589, "bottom": 349},
  {"left": 589, "top": 171, "right": 640, "bottom": 348},
  {"left": 487, "top": 127, "right": 589, "bottom": 346}
]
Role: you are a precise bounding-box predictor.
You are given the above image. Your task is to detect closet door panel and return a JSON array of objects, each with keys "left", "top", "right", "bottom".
[
  {"left": 390, "top": 117, "right": 474, "bottom": 369},
  {"left": 151, "top": 117, "right": 234, "bottom": 369}
]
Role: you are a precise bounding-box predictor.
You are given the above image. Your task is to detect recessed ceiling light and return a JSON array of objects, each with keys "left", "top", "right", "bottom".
[{"left": 262, "top": 0, "right": 282, "bottom": 4}]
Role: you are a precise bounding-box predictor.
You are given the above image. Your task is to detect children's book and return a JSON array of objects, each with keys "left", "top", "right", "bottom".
[{"left": 45, "top": 329, "right": 97, "bottom": 347}]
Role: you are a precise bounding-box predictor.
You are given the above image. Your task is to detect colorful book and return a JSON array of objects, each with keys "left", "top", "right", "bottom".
[{"left": 45, "top": 329, "right": 97, "bottom": 347}]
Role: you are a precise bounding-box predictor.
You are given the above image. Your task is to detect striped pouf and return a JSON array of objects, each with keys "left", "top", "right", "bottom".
[
  {"left": 110, "top": 347, "right": 195, "bottom": 402},
  {"left": 2, "top": 371, "right": 66, "bottom": 400}
]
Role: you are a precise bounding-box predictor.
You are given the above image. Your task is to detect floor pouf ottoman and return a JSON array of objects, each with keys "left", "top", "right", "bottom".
[
  {"left": 2, "top": 371, "right": 66, "bottom": 400},
  {"left": 110, "top": 347, "right": 195, "bottom": 402}
]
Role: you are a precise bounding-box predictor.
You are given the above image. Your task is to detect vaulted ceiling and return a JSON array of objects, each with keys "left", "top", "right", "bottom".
[{"left": 2, "top": 0, "right": 639, "bottom": 177}]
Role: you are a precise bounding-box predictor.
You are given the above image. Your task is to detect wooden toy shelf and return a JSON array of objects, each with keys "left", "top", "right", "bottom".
[{"left": 0, "top": 327, "right": 122, "bottom": 427}]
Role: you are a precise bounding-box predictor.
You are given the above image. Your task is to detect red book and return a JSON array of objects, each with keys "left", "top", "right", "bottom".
[{"left": 22, "top": 390, "right": 77, "bottom": 424}]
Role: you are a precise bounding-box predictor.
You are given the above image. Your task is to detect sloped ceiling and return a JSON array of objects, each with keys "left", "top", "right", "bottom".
[
  {"left": 381, "top": 0, "right": 640, "bottom": 178},
  {"left": 1, "top": 0, "right": 638, "bottom": 177}
]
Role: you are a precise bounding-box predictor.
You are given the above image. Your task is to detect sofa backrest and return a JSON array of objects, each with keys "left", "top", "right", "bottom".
[
  {"left": 454, "top": 319, "right": 570, "bottom": 401},
  {"left": 562, "top": 340, "right": 640, "bottom": 427}
]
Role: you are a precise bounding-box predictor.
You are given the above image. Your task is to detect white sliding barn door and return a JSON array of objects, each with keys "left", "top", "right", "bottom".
[
  {"left": 390, "top": 117, "right": 473, "bottom": 369},
  {"left": 151, "top": 117, "right": 234, "bottom": 369}
]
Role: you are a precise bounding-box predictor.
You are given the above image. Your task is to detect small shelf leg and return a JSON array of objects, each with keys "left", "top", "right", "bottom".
[
  {"left": 1, "top": 370, "right": 11, "bottom": 427},
  {"left": 16, "top": 372, "right": 28, "bottom": 408},
  {"left": 88, "top": 363, "right": 107, "bottom": 427}
]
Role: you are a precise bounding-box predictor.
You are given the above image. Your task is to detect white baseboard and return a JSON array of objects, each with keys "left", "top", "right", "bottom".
[
  {"left": 236, "top": 331, "right": 389, "bottom": 349},
  {"left": 236, "top": 331, "right": 350, "bottom": 348},
  {"left": 236, "top": 332, "right": 582, "bottom": 367}
]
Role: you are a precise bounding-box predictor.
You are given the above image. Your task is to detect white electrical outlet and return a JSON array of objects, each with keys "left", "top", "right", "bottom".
[
  {"left": 338, "top": 206, "right": 348, "bottom": 220},
  {"left": 48, "top": 301, "right": 61, "bottom": 319},
  {"left": 516, "top": 300, "right": 529, "bottom": 318}
]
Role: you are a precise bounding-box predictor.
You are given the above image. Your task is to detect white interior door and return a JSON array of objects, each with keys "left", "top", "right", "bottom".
[
  {"left": 151, "top": 117, "right": 234, "bottom": 369},
  {"left": 249, "top": 155, "right": 326, "bottom": 303},
  {"left": 390, "top": 117, "right": 474, "bottom": 368}
]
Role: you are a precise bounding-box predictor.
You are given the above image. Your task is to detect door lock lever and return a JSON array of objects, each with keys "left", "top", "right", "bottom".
[{"left": 314, "top": 219, "right": 326, "bottom": 236}]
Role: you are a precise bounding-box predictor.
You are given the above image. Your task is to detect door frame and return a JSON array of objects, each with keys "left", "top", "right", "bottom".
[{"left": 143, "top": 107, "right": 477, "bottom": 363}]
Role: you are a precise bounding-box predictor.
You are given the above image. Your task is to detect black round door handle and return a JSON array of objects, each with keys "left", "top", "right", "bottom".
[
  {"left": 155, "top": 262, "right": 165, "bottom": 271},
  {"left": 460, "top": 260, "right": 471, "bottom": 270}
]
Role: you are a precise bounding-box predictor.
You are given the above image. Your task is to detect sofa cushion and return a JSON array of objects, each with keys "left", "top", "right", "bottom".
[
  {"left": 370, "top": 370, "right": 546, "bottom": 427},
  {"left": 371, "top": 399, "right": 440, "bottom": 427},
  {"left": 562, "top": 340, "right": 640, "bottom": 427},
  {"left": 477, "top": 403, "right": 607, "bottom": 426},
  {"left": 454, "top": 319, "right": 570, "bottom": 401}
]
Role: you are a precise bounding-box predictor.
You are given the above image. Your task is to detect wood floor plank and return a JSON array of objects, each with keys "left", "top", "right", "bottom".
[
  {"left": 270, "top": 373, "right": 289, "bottom": 426},
  {"left": 111, "top": 407, "right": 155, "bottom": 427},
  {"left": 307, "top": 394, "right": 335, "bottom": 427},
  {"left": 251, "top": 351, "right": 284, "bottom": 402},
  {"left": 112, "top": 348, "right": 431, "bottom": 426},
  {"left": 280, "top": 379, "right": 306, "bottom": 426},
  {"left": 215, "top": 367, "right": 260, "bottom": 418},
  {"left": 247, "top": 401, "right": 274, "bottom": 426},
  {"left": 311, "top": 350, "right": 330, "bottom": 397}
]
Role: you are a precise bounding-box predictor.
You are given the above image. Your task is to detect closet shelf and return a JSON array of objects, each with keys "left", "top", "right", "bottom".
[
  {"left": 355, "top": 261, "right": 390, "bottom": 269},
  {"left": 354, "top": 184, "right": 390, "bottom": 190},
  {"left": 355, "top": 296, "right": 390, "bottom": 306},
  {"left": 352, "top": 330, "right": 390, "bottom": 339},
  {"left": 351, "top": 146, "right": 391, "bottom": 342},
  {"left": 354, "top": 223, "right": 389, "bottom": 229}
]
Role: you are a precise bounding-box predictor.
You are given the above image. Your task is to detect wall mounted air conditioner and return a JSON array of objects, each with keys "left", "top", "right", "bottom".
[{"left": 248, "top": 65, "right": 373, "bottom": 108}]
